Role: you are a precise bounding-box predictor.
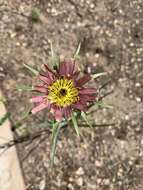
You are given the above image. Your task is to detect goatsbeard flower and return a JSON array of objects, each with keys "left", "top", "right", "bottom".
[{"left": 31, "top": 60, "right": 96, "bottom": 121}]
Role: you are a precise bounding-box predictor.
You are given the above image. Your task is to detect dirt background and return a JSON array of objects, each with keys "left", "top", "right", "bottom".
[{"left": 0, "top": 0, "right": 143, "bottom": 190}]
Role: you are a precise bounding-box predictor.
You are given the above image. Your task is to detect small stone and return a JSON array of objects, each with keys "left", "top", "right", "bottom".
[
  {"left": 39, "top": 180, "right": 46, "bottom": 190},
  {"left": 90, "top": 4, "right": 95, "bottom": 8},
  {"left": 125, "top": 115, "right": 129, "bottom": 120},
  {"left": 16, "top": 42, "right": 20, "bottom": 46},
  {"left": 130, "top": 42, "right": 134, "bottom": 47},
  {"left": 10, "top": 32, "right": 16, "bottom": 38},
  {"left": 76, "top": 167, "right": 85, "bottom": 175},
  {"left": 97, "top": 178, "right": 102, "bottom": 184},
  {"left": 76, "top": 177, "right": 83, "bottom": 186},
  {"left": 118, "top": 168, "right": 123, "bottom": 177},
  {"left": 95, "top": 160, "right": 103, "bottom": 167},
  {"left": 69, "top": 177, "right": 74, "bottom": 182},
  {"left": 128, "top": 160, "right": 133, "bottom": 165},
  {"left": 136, "top": 97, "right": 141, "bottom": 102},
  {"left": 67, "top": 183, "right": 74, "bottom": 190},
  {"left": 135, "top": 82, "right": 141, "bottom": 87},
  {"left": 103, "top": 179, "right": 110, "bottom": 185},
  {"left": 22, "top": 43, "right": 27, "bottom": 47}
]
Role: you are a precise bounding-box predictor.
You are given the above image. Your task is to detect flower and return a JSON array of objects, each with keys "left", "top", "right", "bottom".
[{"left": 31, "top": 60, "right": 96, "bottom": 121}]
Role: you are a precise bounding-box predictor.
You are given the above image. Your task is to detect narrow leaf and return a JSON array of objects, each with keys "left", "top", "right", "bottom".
[
  {"left": 81, "top": 111, "right": 92, "bottom": 128},
  {"left": 50, "top": 41, "right": 59, "bottom": 69},
  {"left": 51, "top": 122, "right": 59, "bottom": 141},
  {"left": 50, "top": 122, "right": 61, "bottom": 167},
  {"left": 16, "top": 85, "right": 33, "bottom": 92},
  {"left": 87, "top": 101, "right": 113, "bottom": 114},
  {"left": 74, "top": 43, "right": 81, "bottom": 59},
  {"left": 23, "top": 63, "right": 39, "bottom": 76},
  {"left": 93, "top": 101, "right": 113, "bottom": 109},
  {"left": 80, "top": 123, "right": 115, "bottom": 128},
  {"left": 71, "top": 113, "right": 80, "bottom": 137},
  {"left": 92, "top": 72, "right": 107, "bottom": 79},
  {"left": 0, "top": 112, "right": 11, "bottom": 126}
]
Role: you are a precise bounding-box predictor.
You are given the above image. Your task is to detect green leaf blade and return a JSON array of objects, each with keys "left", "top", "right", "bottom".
[
  {"left": 0, "top": 112, "right": 11, "bottom": 126},
  {"left": 16, "top": 85, "right": 33, "bottom": 92},
  {"left": 23, "top": 63, "right": 39, "bottom": 76},
  {"left": 50, "top": 122, "right": 61, "bottom": 167},
  {"left": 71, "top": 113, "right": 80, "bottom": 137},
  {"left": 81, "top": 111, "right": 92, "bottom": 128},
  {"left": 92, "top": 72, "right": 107, "bottom": 79},
  {"left": 49, "top": 41, "right": 59, "bottom": 70},
  {"left": 74, "top": 43, "right": 81, "bottom": 60}
]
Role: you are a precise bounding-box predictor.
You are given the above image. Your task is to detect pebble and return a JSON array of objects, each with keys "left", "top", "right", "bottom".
[
  {"left": 76, "top": 167, "right": 85, "bottom": 175},
  {"left": 103, "top": 179, "right": 110, "bottom": 185},
  {"left": 75, "top": 177, "right": 83, "bottom": 186},
  {"left": 135, "top": 82, "right": 141, "bottom": 87},
  {"left": 10, "top": 32, "right": 16, "bottom": 38},
  {"left": 136, "top": 97, "right": 141, "bottom": 102},
  {"left": 67, "top": 183, "right": 74, "bottom": 190},
  {"left": 125, "top": 115, "right": 129, "bottom": 121},
  {"left": 39, "top": 180, "right": 46, "bottom": 190},
  {"left": 95, "top": 160, "right": 103, "bottom": 167},
  {"left": 90, "top": 4, "right": 95, "bottom": 9},
  {"left": 97, "top": 178, "right": 102, "bottom": 184},
  {"left": 141, "top": 139, "right": 143, "bottom": 145}
]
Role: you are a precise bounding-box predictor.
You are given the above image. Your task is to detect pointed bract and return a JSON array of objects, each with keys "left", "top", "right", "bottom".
[{"left": 76, "top": 74, "right": 91, "bottom": 86}]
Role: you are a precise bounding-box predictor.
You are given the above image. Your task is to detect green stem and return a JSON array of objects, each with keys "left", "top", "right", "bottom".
[{"left": 50, "top": 123, "right": 62, "bottom": 167}]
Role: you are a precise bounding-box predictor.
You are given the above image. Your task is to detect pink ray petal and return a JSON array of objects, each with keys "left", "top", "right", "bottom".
[
  {"left": 79, "top": 94, "right": 96, "bottom": 102},
  {"left": 76, "top": 74, "right": 91, "bottom": 86},
  {"left": 59, "top": 61, "right": 67, "bottom": 75},
  {"left": 54, "top": 107, "right": 63, "bottom": 121},
  {"left": 34, "top": 85, "right": 48, "bottom": 93},
  {"left": 63, "top": 106, "right": 72, "bottom": 118},
  {"left": 39, "top": 75, "right": 51, "bottom": 85},
  {"left": 72, "top": 71, "right": 80, "bottom": 80},
  {"left": 72, "top": 101, "right": 87, "bottom": 111},
  {"left": 31, "top": 102, "right": 49, "bottom": 114},
  {"left": 79, "top": 88, "right": 96, "bottom": 95},
  {"left": 66, "top": 60, "right": 75, "bottom": 76},
  {"left": 30, "top": 96, "right": 47, "bottom": 103}
]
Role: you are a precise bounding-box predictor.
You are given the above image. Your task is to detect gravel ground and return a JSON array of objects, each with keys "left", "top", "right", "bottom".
[{"left": 0, "top": 0, "right": 143, "bottom": 189}]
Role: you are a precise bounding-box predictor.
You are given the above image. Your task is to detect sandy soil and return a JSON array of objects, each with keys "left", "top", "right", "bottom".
[{"left": 0, "top": 0, "right": 143, "bottom": 189}]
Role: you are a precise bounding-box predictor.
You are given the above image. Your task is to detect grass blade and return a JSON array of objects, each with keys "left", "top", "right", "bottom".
[
  {"left": 71, "top": 113, "right": 80, "bottom": 137},
  {"left": 23, "top": 63, "right": 39, "bottom": 76},
  {"left": 50, "top": 41, "right": 59, "bottom": 69},
  {"left": 73, "top": 43, "right": 81, "bottom": 59},
  {"left": 92, "top": 72, "right": 107, "bottom": 79},
  {"left": 81, "top": 111, "right": 92, "bottom": 128},
  {"left": 0, "top": 112, "right": 11, "bottom": 126},
  {"left": 50, "top": 122, "right": 61, "bottom": 167},
  {"left": 87, "top": 101, "right": 113, "bottom": 114},
  {"left": 16, "top": 85, "right": 33, "bottom": 92}
]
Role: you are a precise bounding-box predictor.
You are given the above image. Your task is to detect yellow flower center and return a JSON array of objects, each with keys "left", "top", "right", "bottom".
[{"left": 48, "top": 78, "right": 79, "bottom": 107}]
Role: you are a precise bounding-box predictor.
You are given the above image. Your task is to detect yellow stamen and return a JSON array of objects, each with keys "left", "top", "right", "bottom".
[{"left": 48, "top": 78, "right": 79, "bottom": 107}]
